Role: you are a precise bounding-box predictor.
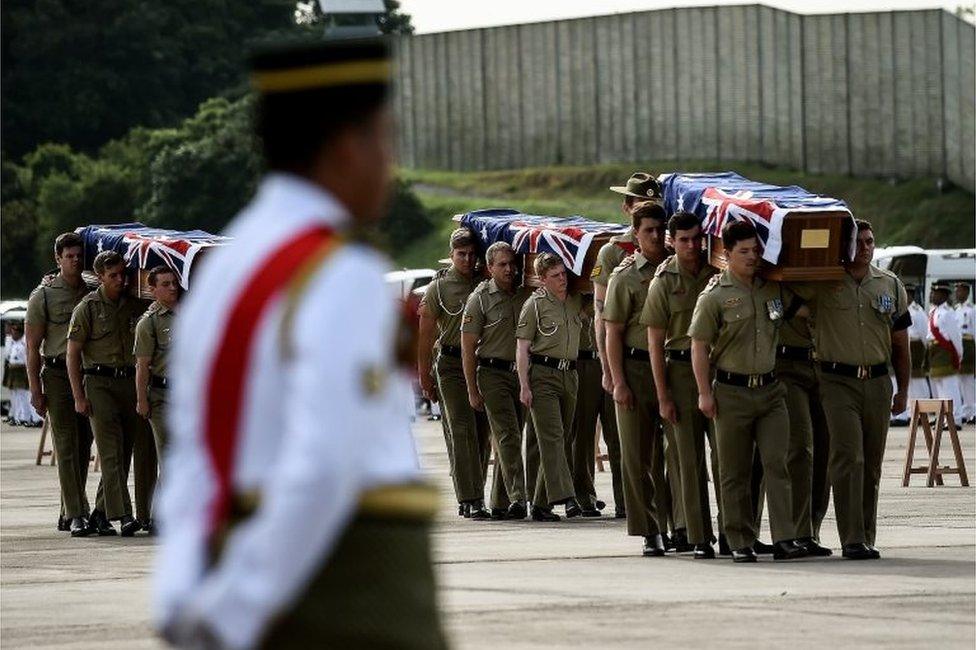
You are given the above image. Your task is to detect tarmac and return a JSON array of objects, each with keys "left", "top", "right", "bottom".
[{"left": 1, "top": 413, "right": 974, "bottom": 649}]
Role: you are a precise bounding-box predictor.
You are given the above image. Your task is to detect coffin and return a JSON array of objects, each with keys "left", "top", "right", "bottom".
[{"left": 660, "top": 172, "right": 856, "bottom": 281}]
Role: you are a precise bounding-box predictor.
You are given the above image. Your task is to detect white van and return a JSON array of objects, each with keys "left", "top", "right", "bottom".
[
  {"left": 385, "top": 268, "right": 437, "bottom": 301},
  {"left": 873, "top": 247, "right": 976, "bottom": 302}
]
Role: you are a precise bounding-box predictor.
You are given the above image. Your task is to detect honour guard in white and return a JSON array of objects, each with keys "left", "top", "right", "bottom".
[
  {"left": 926, "top": 283, "right": 964, "bottom": 427},
  {"left": 891, "top": 283, "right": 931, "bottom": 426},
  {"left": 954, "top": 282, "right": 975, "bottom": 424},
  {"left": 156, "top": 38, "right": 446, "bottom": 649}
]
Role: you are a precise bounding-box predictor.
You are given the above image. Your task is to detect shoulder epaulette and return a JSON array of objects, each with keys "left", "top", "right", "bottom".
[
  {"left": 654, "top": 255, "right": 674, "bottom": 278},
  {"left": 703, "top": 274, "right": 722, "bottom": 293},
  {"left": 532, "top": 287, "right": 547, "bottom": 297},
  {"left": 40, "top": 273, "right": 57, "bottom": 288},
  {"left": 434, "top": 267, "right": 449, "bottom": 279}
]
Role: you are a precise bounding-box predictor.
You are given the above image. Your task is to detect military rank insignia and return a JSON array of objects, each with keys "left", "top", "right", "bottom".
[
  {"left": 360, "top": 365, "right": 388, "bottom": 396},
  {"left": 877, "top": 293, "right": 894, "bottom": 313},
  {"left": 590, "top": 265, "right": 602, "bottom": 279},
  {"left": 765, "top": 298, "right": 784, "bottom": 321}
]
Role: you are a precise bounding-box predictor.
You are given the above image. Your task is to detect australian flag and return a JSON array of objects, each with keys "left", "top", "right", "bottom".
[
  {"left": 659, "top": 172, "right": 854, "bottom": 264},
  {"left": 459, "top": 209, "right": 626, "bottom": 277},
  {"left": 76, "top": 223, "right": 229, "bottom": 290}
]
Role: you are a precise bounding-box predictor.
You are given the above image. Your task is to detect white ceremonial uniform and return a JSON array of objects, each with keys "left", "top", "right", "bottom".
[
  {"left": 5, "top": 337, "right": 40, "bottom": 424},
  {"left": 892, "top": 300, "right": 931, "bottom": 422},
  {"left": 955, "top": 301, "right": 975, "bottom": 421},
  {"left": 927, "top": 302, "right": 964, "bottom": 426},
  {"left": 155, "top": 173, "right": 421, "bottom": 649}
]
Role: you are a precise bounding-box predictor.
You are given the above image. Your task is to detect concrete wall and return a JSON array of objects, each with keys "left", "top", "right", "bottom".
[{"left": 394, "top": 6, "right": 976, "bottom": 191}]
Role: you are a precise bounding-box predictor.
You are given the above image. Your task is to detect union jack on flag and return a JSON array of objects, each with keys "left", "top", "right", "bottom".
[
  {"left": 459, "top": 209, "right": 626, "bottom": 276},
  {"left": 660, "top": 172, "right": 854, "bottom": 264},
  {"left": 76, "top": 223, "right": 229, "bottom": 290}
]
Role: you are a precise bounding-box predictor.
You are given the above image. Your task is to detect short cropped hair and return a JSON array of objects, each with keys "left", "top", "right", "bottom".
[
  {"left": 854, "top": 219, "right": 873, "bottom": 234},
  {"left": 630, "top": 201, "right": 667, "bottom": 231},
  {"left": 54, "top": 232, "right": 84, "bottom": 257},
  {"left": 534, "top": 252, "right": 564, "bottom": 278},
  {"left": 147, "top": 265, "right": 177, "bottom": 287},
  {"left": 485, "top": 241, "right": 515, "bottom": 265},
  {"left": 721, "top": 220, "right": 759, "bottom": 250},
  {"left": 449, "top": 227, "right": 476, "bottom": 251},
  {"left": 667, "top": 211, "right": 701, "bottom": 237},
  {"left": 93, "top": 250, "right": 125, "bottom": 275}
]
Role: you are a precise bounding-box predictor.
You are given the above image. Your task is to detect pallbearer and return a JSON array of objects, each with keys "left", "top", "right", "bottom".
[{"left": 156, "top": 37, "right": 446, "bottom": 648}]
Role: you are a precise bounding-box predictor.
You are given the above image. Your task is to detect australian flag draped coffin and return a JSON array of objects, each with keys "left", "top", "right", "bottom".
[
  {"left": 459, "top": 209, "right": 627, "bottom": 279},
  {"left": 76, "top": 223, "right": 229, "bottom": 292}
]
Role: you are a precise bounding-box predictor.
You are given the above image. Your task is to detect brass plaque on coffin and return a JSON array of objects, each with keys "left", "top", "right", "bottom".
[{"left": 800, "top": 229, "right": 830, "bottom": 249}]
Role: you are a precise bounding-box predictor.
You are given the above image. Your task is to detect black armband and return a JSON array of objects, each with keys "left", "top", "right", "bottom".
[
  {"left": 891, "top": 311, "right": 911, "bottom": 331},
  {"left": 783, "top": 295, "right": 805, "bottom": 321}
]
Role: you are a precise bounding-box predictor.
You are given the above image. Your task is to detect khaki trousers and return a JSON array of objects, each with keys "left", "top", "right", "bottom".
[
  {"left": 777, "top": 358, "right": 831, "bottom": 540},
  {"left": 616, "top": 359, "right": 665, "bottom": 537},
  {"left": 436, "top": 355, "right": 491, "bottom": 503},
  {"left": 528, "top": 364, "right": 577, "bottom": 506},
  {"left": 477, "top": 366, "right": 526, "bottom": 505},
  {"left": 819, "top": 373, "right": 892, "bottom": 546},
  {"left": 569, "top": 358, "right": 622, "bottom": 508},
  {"left": 43, "top": 366, "right": 99, "bottom": 518},
  {"left": 713, "top": 381, "right": 793, "bottom": 550},
  {"left": 667, "top": 360, "right": 721, "bottom": 544}
]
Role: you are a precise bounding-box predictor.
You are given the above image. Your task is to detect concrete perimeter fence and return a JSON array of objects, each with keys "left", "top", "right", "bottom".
[{"left": 391, "top": 5, "right": 975, "bottom": 192}]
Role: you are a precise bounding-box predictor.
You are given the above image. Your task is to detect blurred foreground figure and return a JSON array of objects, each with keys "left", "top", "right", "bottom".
[{"left": 155, "top": 38, "right": 447, "bottom": 649}]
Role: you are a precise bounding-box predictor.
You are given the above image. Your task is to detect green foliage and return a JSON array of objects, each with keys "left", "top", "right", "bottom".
[{"left": 379, "top": 178, "right": 434, "bottom": 251}]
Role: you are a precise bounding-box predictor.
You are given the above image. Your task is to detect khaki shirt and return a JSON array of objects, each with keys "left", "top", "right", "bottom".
[
  {"left": 603, "top": 253, "right": 655, "bottom": 350},
  {"left": 590, "top": 231, "right": 637, "bottom": 287},
  {"left": 688, "top": 270, "right": 788, "bottom": 375},
  {"left": 516, "top": 289, "right": 583, "bottom": 359},
  {"left": 133, "top": 301, "right": 174, "bottom": 377},
  {"left": 460, "top": 279, "right": 531, "bottom": 361},
  {"left": 778, "top": 315, "right": 814, "bottom": 349},
  {"left": 420, "top": 267, "right": 478, "bottom": 348},
  {"left": 640, "top": 254, "right": 717, "bottom": 350},
  {"left": 579, "top": 295, "right": 597, "bottom": 352},
  {"left": 25, "top": 274, "right": 89, "bottom": 359},
  {"left": 793, "top": 267, "right": 908, "bottom": 366},
  {"left": 68, "top": 286, "right": 145, "bottom": 368}
]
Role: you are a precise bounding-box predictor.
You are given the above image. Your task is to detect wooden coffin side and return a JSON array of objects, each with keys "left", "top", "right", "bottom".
[{"left": 708, "top": 210, "right": 852, "bottom": 281}]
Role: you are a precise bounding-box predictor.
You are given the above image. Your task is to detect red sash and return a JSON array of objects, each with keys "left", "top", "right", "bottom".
[
  {"left": 929, "top": 309, "right": 961, "bottom": 370},
  {"left": 204, "top": 225, "right": 336, "bottom": 538}
]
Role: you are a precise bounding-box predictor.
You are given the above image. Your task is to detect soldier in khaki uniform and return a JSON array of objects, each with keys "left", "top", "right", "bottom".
[
  {"left": 642, "top": 211, "right": 722, "bottom": 558},
  {"left": 689, "top": 221, "right": 807, "bottom": 563},
  {"left": 566, "top": 293, "right": 621, "bottom": 517},
  {"left": 418, "top": 228, "right": 493, "bottom": 518},
  {"left": 67, "top": 250, "right": 151, "bottom": 536},
  {"left": 461, "top": 242, "right": 532, "bottom": 519},
  {"left": 24, "top": 232, "right": 102, "bottom": 536},
  {"left": 134, "top": 265, "right": 179, "bottom": 534},
  {"left": 603, "top": 202, "right": 678, "bottom": 556},
  {"left": 792, "top": 220, "right": 910, "bottom": 559},
  {"left": 516, "top": 253, "right": 583, "bottom": 521}
]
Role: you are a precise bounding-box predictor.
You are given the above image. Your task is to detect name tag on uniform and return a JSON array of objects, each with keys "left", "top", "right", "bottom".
[{"left": 765, "top": 299, "right": 784, "bottom": 321}]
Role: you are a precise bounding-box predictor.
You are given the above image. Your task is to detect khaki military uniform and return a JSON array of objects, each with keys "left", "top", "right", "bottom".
[
  {"left": 134, "top": 301, "right": 173, "bottom": 461},
  {"left": 641, "top": 255, "right": 721, "bottom": 545},
  {"left": 797, "top": 269, "right": 907, "bottom": 546},
  {"left": 421, "top": 267, "right": 492, "bottom": 505},
  {"left": 26, "top": 274, "right": 99, "bottom": 520},
  {"left": 517, "top": 288, "right": 582, "bottom": 507},
  {"left": 462, "top": 279, "right": 532, "bottom": 506},
  {"left": 688, "top": 271, "right": 794, "bottom": 550},
  {"left": 569, "top": 296, "right": 623, "bottom": 510},
  {"left": 604, "top": 253, "right": 684, "bottom": 536},
  {"left": 590, "top": 231, "right": 638, "bottom": 288},
  {"left": 775, "top": 313, "right": 830, "bottom": 541},
  {"left": 68, "top": 287, "right": 153, "bottom": 521}
]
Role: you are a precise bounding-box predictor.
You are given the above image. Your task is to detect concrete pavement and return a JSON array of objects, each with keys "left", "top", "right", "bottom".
[{"left": 2, "top": 415, "right": 974, "bottom": 648}]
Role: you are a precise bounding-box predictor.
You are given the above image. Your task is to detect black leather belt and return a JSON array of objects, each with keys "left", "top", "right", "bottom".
[
  {"left": 150, "top": 375, "right": 169, "bottom": 389},
  {"left": 530, "top": 354, "right": 577, "bottom": 370},
  {"left": 577, "top": 349, "right": 599, "bottom": 361},
  {"left": 439, "top": 345, "right": 462, "bottom": 358},
  {"left": 716, "top": 369, "right": 776, "bottom": 388},
  {"left": 776, "top": 345, "right": 815, "bottom": 362},
  {"left": 42, "top": 356, "right": 66, "bottom": 369},
  {"left": 477, "top": 357, "right": 516, "bottom": 372},
  {"left": 83, "top": 365, "right": 135, "bottom": 378},
  {"left": 665, "top": 348, "right": 691, "bottom": 362},
  {"left": 819, "top": 361, "right": 888, "bottom": 380},
  {"left": 624, "top": 347, "right": 650, "bottom": 362}
]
